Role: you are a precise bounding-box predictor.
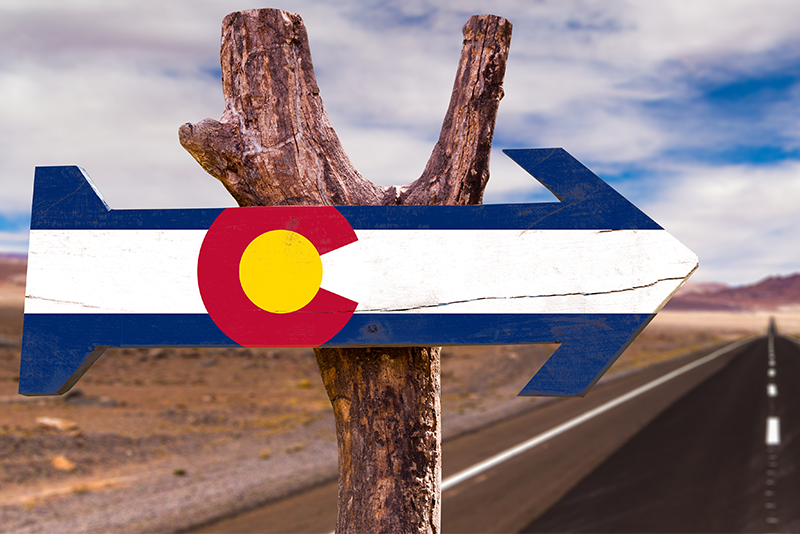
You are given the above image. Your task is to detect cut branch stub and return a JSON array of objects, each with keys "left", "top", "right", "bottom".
[
  {"left": 180, "top": 9, "right": 511, "bottom": 534},
  {"left": 401, "top": 14, "right": 512, "bottom": 206},
  {"left": 179, "top": 9, "right": 383, "bottom": 207}
]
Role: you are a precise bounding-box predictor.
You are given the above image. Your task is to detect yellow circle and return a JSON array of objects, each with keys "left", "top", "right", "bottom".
[{"left": 239, "top": 230, "right": 323, "bottom": 314}]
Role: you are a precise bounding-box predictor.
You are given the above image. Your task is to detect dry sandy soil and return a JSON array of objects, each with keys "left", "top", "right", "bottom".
[{"left": 1, "top": 274, "right": 796, "bottom": 533}]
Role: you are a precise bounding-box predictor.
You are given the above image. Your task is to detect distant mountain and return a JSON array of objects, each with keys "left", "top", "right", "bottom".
[
  {"left": 665, "top": 273, "right": 800, "bottom": 311},
  {"left": 0, "top": 254, "right": 26, "bottom": 286},
  {"left": 676, "top": 281, "right": 730, "bottom": 295}
]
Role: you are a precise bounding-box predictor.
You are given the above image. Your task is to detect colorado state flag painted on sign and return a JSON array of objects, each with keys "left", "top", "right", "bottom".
[
  {"left": 20, "top": 149, "right": 698, "bottom": 398},
  {"left": 198, "top": 206, "right": 358, "bottom": 347}
]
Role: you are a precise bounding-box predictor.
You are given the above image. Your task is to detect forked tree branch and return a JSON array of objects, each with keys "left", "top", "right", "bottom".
[{"left": 179, "top": 9, "right": 511, "bottom": 533}]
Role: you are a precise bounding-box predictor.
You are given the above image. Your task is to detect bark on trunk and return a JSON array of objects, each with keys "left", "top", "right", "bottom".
[{"left": 179, "top": 9, "right": 511, "bottom": 533}]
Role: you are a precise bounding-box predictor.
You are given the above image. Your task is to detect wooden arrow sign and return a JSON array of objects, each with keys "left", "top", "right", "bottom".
[{"left": 20, "top": 148, "right": 697, "bottom": 397}]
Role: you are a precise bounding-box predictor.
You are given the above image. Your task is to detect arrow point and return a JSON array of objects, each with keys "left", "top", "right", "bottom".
[
  {"left": 502, "top": 148, "right": 661, "bottom": 230},
  {"left": 502, "top": 148, "right": 601, "bottom": 204},
  {"left": 518, "top": 314, "right": 655, "bottom": 397},
  {"left": 502, "top": 147, "right": 565, "bottom": 168}
]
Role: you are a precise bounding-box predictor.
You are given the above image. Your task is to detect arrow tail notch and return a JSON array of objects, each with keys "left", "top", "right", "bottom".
[
  {"left": 517, "top": 313, "right": 656, "bottom": 396},
  {"left": 31, "top": 166, "right": 111, "bottom": 230},
  {"left": 20, "top": 315, "right": 110, "bottom": 396},
  {"left": 19, "top": 314, "right": 237, "bottom": 395}
]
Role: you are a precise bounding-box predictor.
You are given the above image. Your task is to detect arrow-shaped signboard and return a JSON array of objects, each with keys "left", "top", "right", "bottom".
[{"left": 20, "top": 148, "right": 697, "bottom": 397}]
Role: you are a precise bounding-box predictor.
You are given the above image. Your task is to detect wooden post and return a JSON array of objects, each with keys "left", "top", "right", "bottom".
[{"left": 179, "top": 9, "right": 511, "bottom": 533}]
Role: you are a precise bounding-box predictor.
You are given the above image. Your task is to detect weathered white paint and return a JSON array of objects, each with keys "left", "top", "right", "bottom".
[
  {"left": 25, "top": 228, "right": 696, "bottom": 315},
  {"left": 322, "top": 229, "right": 697, "bottom": 314},
  {"left": 25, "top": 230, "right": 208, "bottom": 314}
]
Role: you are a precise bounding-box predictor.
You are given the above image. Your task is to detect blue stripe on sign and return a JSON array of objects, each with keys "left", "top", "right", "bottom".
[
  {"left": 30, "top": 149, "right": 661, "bottom": 231},
  {"left": 325, "top": 313, "right": 654, "bottom": 396},
  {"left": 30, "top": 166, "right": 224, "bottom": 230},
  {"left": 336, "top": 203, "right": 658, "bottom": 230},
  {"left": 21, "top": 312, "right": 652, "bottom": 396},
  {"left": 325, "top": 313, "right": 650, "bottom": 347},
  {"left": 19, "top": 314, "right": 238, "bottom": 395}
]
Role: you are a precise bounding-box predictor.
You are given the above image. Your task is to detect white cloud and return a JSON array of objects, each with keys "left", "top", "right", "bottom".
[
  {"left": 484, "top": 149, "right": 556, "bottom": 203},
  {"left": 0, "top": 231, "right": 29, "bottom": 255},
  {"left": 641, "top": 161, "right": 800, "bottom": 284},
  {"left": 0, "top": 61, "right": 235, "bottom": 212},
  {"left": 626, "top": 0, "right": 800, "bottom": 61}
]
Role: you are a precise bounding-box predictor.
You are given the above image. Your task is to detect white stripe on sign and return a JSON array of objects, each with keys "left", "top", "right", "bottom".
[
  {"left": 322, "top": 230, "right": 696, "bottom": 314},
  {"left": 768, "top": 384, "right": 778, "bottom": 398},
  {"left": 767, "top": 417, "right": 781, "bottom": 446},
  {"left": 441, "top": 336, "right": 754, "bottom": 491},
  {"left": 26, "top": 228, "right": 696, "bottom": 316},
  {"left": 25, "top": 230, "right": 208, "bottom": 314}
]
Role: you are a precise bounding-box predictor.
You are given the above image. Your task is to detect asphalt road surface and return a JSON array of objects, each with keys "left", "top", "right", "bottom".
[
  {"left": 524, "top": 330, "right": 800, "bottom": 533},
  {"left": 191, "top": 334, "right": 789, "bottom": 533}
]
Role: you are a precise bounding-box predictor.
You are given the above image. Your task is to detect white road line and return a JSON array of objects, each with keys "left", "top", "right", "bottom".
[
  {"left": 441, "top": 336, "right": 755, "bottom": 491},
  {"left": 764, "top": 327, "right": 781, "bottom": 527},
  {"left": 766, "top": 417, "right": 781, "bottom": 445}
]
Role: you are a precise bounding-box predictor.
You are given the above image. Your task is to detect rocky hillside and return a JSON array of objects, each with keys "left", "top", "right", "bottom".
[
  {"left": 665, "top": 273, "right": 800, "bottom": 311},
  {"left": 0, "top": 254, "right": 26, "bottom": 284}
]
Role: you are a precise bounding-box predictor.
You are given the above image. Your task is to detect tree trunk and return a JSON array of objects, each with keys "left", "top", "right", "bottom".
[{"left": 179, "top": 9, "right": 511, "bottom": 533}]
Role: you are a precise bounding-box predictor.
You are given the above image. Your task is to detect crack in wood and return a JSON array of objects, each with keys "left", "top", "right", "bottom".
[
  {"left": 25, "top": 295, "right": 105, "bottom": 310},
  {"left": 356, "top": 277, "right": 688, "bottom": 313}
]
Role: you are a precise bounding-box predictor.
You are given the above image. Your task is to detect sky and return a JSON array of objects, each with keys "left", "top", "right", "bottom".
[{"left": 1, "top": 0, "right": 799, "bottom": 285}]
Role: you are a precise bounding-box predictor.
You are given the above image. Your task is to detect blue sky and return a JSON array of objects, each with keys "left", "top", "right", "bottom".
[{"left": 1, "top": 0, "right": 799, "bottom": 284}]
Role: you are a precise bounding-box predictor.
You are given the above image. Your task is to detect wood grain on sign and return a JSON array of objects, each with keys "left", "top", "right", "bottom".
[
  {"left": 321, "top": 230, "right": 694, "bottom": 314},
  {"left": 26, "top": 230, "right": 207, "bottom": 314}
]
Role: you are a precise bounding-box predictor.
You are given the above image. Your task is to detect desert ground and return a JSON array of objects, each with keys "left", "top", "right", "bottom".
[{"left": 1, "top": 269, "right": 797, "bottom": 533}]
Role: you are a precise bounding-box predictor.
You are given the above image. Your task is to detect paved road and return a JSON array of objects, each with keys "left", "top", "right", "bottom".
[
  {"left": 525, "top": 330, "right": 800, "bottom": 533},
  {"left": 192, "top": 337, "right": 753, "bottom": 533}
]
